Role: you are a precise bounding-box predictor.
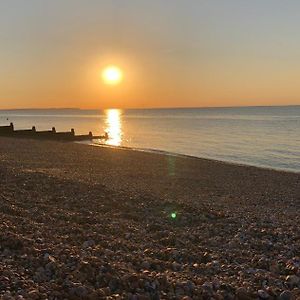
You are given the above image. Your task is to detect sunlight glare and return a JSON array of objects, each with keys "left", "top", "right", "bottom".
[
  {"left": 105, "top": 109, "right": 122, "bottom": 146},
  {"left": 102, "top": 66, "right": 123, "bottom": 85}
]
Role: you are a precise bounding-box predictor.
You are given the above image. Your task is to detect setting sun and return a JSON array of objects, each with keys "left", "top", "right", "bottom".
[{"left": 102, "top": 66, "right": 123, "bottom": 85}]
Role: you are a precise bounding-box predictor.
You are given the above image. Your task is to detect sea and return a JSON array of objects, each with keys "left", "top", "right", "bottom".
[{"left": 0, "top": 106, "right": 299, "bottom": 173}]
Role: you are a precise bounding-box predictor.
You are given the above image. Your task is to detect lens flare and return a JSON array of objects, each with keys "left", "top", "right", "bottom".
[{"left": 171, "top": 212, "right": 177, "bottom": 219}]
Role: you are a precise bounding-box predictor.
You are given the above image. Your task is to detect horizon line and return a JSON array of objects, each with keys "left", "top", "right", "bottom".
[{"left": 0, "top": 104, "right": 299, "bottom": 111}]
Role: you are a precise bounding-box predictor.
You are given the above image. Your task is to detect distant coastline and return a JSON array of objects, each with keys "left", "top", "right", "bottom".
[{"left": 0, "top": 104, "right": 299, "bottom": 112}]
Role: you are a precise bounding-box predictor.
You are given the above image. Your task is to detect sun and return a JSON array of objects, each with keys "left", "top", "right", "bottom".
[{"left": 102, "top": 66, "right": 123, "bottom": 85}]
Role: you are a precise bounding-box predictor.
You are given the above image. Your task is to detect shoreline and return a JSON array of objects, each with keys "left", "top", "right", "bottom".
[
  {"left": 90, "top": 141, "right": 300, "bottom": 175},
  {"left": 0, "top": 137, "right": 300, "bottom": 299}
]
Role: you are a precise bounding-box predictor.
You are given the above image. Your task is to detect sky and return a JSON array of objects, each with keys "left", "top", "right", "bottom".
[{"left": 1, "top": 0, "right": 300, "bottom": 109}]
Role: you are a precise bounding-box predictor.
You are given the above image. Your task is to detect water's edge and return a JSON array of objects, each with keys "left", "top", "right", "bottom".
[
  {"left": 3, "top": 106, "right": 299, "bottom": 173},
  {"left": 87, "top": 141, "right": 300, "bottom": 175}
]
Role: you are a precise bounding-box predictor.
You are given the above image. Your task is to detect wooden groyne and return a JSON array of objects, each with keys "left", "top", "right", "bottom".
[{"left": 0, "top": 123, "right": 108, "bottom": 142}]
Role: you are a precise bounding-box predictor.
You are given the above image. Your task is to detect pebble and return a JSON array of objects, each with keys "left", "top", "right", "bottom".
[
  {"left": 286, "top": 275, "right": 300, "bottom": 287},
  {"left": 1, "top": 138, "right": 300, "bottom": 299},
  {"left": 258, "top": 289, "right": 269, "bottom": 299},
  {"left": 279, "top": 290, "right": 292, "bottom": 300},
  {"left": 236, "top": 287, "right": 251, "bottom": 300},
  {"left": 27, "top": 290, "right": 40, "bottom": 300},
  {"left": 82, "top": 239, "right": 96, "bottom": 248}
]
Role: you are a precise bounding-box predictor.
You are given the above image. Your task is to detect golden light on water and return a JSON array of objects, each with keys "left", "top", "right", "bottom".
[
  {"left": 102, "top": 66, "right": 123, "bottom": 85},
  {"left": 105, "top": 109, "right": 122, "bottom": 146}
]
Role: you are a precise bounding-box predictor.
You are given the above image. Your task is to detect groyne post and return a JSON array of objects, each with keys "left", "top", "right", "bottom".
[{"left": 0, "top": 123, "right": 107, "bottom": 141}]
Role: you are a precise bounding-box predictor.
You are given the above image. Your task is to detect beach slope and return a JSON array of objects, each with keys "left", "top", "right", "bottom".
[{"left": 0, "top": 138, "right": 299, "bottom": 299}]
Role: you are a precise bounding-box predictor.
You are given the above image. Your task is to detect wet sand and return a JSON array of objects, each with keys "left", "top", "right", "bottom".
[{"left": 0, "top": 137, "right": 299, "bottom": 299}]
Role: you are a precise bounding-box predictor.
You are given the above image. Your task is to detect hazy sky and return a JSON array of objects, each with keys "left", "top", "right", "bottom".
[{"left": 1, "top": 0, "right": 300, "bottom": 109}]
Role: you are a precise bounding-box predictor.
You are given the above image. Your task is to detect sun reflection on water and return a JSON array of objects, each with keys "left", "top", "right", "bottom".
[{"left": 105, "top": 109, "right": 122, "bottom": 146}]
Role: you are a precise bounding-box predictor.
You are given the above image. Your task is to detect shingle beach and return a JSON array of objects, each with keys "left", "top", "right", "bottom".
[{"left": 0, "top": 138, "right": 299, "bottom": 300}]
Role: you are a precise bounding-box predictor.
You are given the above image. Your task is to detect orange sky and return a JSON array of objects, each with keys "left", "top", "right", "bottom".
[{"left": 0, "top": 1, "right": 300, "bottom": 109}]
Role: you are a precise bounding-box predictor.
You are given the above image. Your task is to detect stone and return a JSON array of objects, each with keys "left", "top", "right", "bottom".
[
  {"left": 82, "top": 239, "right": 95, "bottom": 248},
  {"left": 72, "top": 285, "right": 88, "bottom": 298},
  {"left": 2, "top": 293, "right": 14, "bottom": 300},
  {"left": 286, "top": 275, "right": 300, "bottom": 287},
  {"left": 44, "top": 253, "right": 56, "bottom": 263},
  {"left": 236, "top": 287, "right": 251, "bottom": 300},
  {"left": 257, "top": 289, "right": 269, "bottom": 299},
  {"left": 27, "top": 290, "right": 40, "bottom": 300},
  {"left": 279, "top": 290, "right": 292, "bottom": 300},
  {"left": 3, "top": 248, "right": 11, "bottom": 256},
  {"left": 141, "top": 261, "right": 150, "bottom": 270},
  {"left": 172, "top": 262, "right": 181, "bottom": 271},
  {"left": 269, "top": 261, "right": 280, "bottom": 273}
]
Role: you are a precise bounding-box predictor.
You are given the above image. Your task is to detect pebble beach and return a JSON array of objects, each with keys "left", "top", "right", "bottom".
[{"left": 0, "top": 137, "right": 300, "bottom": 300}]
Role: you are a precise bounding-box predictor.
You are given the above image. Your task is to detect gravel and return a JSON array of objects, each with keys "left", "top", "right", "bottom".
[{"left": 0, "top": 137, "right": 299, "bottom": 299}]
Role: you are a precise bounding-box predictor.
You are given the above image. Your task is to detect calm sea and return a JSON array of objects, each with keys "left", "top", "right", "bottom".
[{"left": 0, "top": 106, "right": 299, "bottom": 173}]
